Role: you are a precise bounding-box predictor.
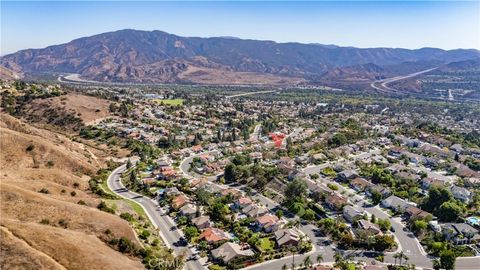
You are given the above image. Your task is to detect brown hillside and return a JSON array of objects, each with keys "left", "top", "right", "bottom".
[
  {"left": 0, "top": 113, "right": 143, "bottom": 270},
  {"left": 1, "top": 219, "right": 143, "bottom": 270},
  {"left": 21, "top": 93, "right": 112, "bottom": 128}
]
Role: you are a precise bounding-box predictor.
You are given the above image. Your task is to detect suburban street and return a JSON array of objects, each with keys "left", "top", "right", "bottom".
[
  {"left": 302, "top": 153, "right": 480, "bottom": 269},
  {"left": 115, "top": 148, "right": 480, "bottom": 270},
  {"left": 107, "top": 164, "right": 206, "bottom": 270}
]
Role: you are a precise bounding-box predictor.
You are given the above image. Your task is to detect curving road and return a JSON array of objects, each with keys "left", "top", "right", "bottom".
[
  {"left": 107, "top": 164, "right": 206, "bottom": 270},
  {"left": 370, "top": 67, "right": 437, "bottom": 94}
]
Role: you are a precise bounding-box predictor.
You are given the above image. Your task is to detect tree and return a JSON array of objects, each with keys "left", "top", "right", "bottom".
[
  {"left": 276, "top": 209, "right": 284, "bottom": 218},
  {"left": 422, "top": 186, "right": 452, "bottom": 212},
  {"left": 330, "top": 133, "right": 348, "bottom": 147},
  {"left": 285, "top": 178, "right": 307, "bottom": 205},
  {"left": 411, "top": 219, "right": 428, "bottom": 235},
  {"left": 371, "top": 189, "right": 383, "bottom": 205},
  {"left": 436, "top": 200, "right": 463, "bottom": 222},
  {"left": 208, "top": 199, "right": 229, "bottom": 221},
  {"left": 195, "top": 188, "right": 212, "bottom": 205},
  {"left": 303, "top": 255, "right": 312, "bottom": 268},
  {"left": 224, "top": 163, "right": 236, "bottom": 183},
  {"left": 440, "top": 249, "right": 456, "bottom": 270},
  {"left": 303, "top": 208, "right": 316, "bottom": 220},
  {"left": 183, "top": 226, "right": 199, "bottom": 241},
  {"left": 396, "top": 251, "right": 406, "bottom": 266},
  {"left": 373, "top": 235, "right": 395, "bottom": 251},
  {"left": 316, "top": 254, "right": 324, "bottom": 264},
  {"left": 126, "top": 159, "right": 132, "bottom": 169},
  {"left": 377, "top": 218, "right": 391, "bottom": 232},
  {"left": 117, "top": 237, "right": 135, "bottom": 254}
]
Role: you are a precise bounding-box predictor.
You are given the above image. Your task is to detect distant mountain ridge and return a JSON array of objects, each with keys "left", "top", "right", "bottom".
[{"left": 1, "top": 29, "right": 479, "bottom": 84}]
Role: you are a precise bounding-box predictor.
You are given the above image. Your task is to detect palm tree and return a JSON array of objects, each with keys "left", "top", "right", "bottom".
[
  {"left": 393, "top": 253, "right": 400, "bottom": 266},
  {"left": 303, "top": 255, "right": 312, "bottom": 268},
  {"left": 316, "top": 254, "right": 324, "bottom": 264},
  {"left": 404, "top": 254, "right": 410, "bottom": 266},
  {"left": 397, "top": 251, "right": 405, "bottom": 265}
]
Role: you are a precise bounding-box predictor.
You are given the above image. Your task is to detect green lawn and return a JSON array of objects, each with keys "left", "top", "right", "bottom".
[
  {"left": 258, "top": 237, "right": 274, "bottom": 251},
  {"left": 151, "top": 99, "right": 184, "bottom": 106},
  {"left": 125, "top": 199, "right": 148, "bottom": 217},
  {"left": 100, "top": 176, "right": 147, "bottom": 218}
]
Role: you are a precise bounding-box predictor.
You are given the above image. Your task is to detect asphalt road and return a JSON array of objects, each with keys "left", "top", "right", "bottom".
[
  {"left": 179, "top": 151, "right": 221, "bottom": 181},
  {"left": 370, "top": 67, "right": 438, "bottom": 94},
  {"left": 225, "top": 90, "right": 277, "bottom": 99},
  {"left": 107, "top": 164, "right": 206, "bottom": 270}
]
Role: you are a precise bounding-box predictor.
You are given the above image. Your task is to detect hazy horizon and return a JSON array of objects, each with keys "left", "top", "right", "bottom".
[{"left": 1, "top": 1, "right": 479, "bottom": 55}]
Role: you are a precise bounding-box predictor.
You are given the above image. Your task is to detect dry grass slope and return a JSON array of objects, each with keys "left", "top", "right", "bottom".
[{"left": 0, "top": 113, "right": 143, "bottom": 270}]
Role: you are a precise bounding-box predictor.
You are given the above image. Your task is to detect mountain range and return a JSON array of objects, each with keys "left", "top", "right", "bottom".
[{"left": 1, "top": 29, "right": 479, "bottom": 85}]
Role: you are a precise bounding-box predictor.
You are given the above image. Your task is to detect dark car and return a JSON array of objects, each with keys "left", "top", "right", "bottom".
[{"left": 178, "top": 237, "right": 188, "bottom": 246}]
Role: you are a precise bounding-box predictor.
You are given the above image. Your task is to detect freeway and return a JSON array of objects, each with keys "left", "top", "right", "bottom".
[
  {"left": 370, "top": 67, "right": 437, "bottom": 94},
  {"left": 225, "top": 90, "right": 277, "bottom": 99},
  {"left": 107, "top": 164, "right": 206, "bottom": 270}
]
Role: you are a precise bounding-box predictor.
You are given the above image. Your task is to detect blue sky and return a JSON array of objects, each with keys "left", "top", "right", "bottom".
[{"left": 1, "top": 1, "right": 479, "bottom": 55}]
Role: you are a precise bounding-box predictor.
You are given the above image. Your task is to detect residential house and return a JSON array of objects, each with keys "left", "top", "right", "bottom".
[
  {"left": 404, "top": 205, "right": 432, "bottom": 221},
  {"left": 421, "top": 178, "right": 444, "bottom": 190},
  {"left": 311, "top": 153, "right": 327, "bottom": 163},
  {"left": 343, "top": 205, "right": 366, "bottom": 223},
  {"left": 220, "top": 188, "right": 242, "bottom": 199},
  {"left": 388, "top": 147, "right": 404, "bottom": 157},
  {"left": 179, "top": 203, "right": 198, "bottom": 219},
  {"left": 242, "top": 204, "right": 269, "bottom": 218},
  {"left": 172, "top": 194, "right": 189, "bottom": 209},
  {"left": 366, "top": 185, "right": 391, "bottom": 199},
  {"left": 249, "top": 152, "right": 263, "bottom": 161},
  {"left": 191, "top": 215, "right": 213, "bottom": 230},
  {"left": 350, "top": 177, "right": 373, "bottom": 192},
  {"left": 450, "top": 185, "right": 472, "bottom": 204},
  {"left": 395, "top": 171, "right": 420, "bottom": 182},
  {"left": 381, "top": 195, "right": 411, "bottom": 212},
  {"left": 191, "top": 145, "right": 203, "bottom": 153},
  {"left": 441, "top": 223, "right": 479, "bottom": 245},
  {"left": 234, "top": 197, "right": 253, "bottom": 209},
  {"left": 164, "top": 187, "right": 181, "bottom": 197},
  {"left": 199, "top": 228, "right": 231, "bottom": 244},
  {"left": 274, "top": 228, "right": 301, "bottom": 247},
  {"left": 211, "top": 242, "right": 254, "bottom": 264},
  {"left": 190, "top": 178, "right": 208, "bottom": 190},
  {"left": 325, "top": 192, "right": 348, "bottom": 211},
  {"left": 255, "top": 214, "right": 281, "bottom": 232},
  {"left": 278, "top": 157, "right": 295, "bottom": 173},
  {"left": 288, "top": 169, "right": 307, "bottom": 181},
  {"left": 357, "top": 220, "right": 383, "bottom": 236},
  {"left": 337, "top": 170, "right": 359, "bottom": 182},
  {"left": 294, "top": 155, "right": 310, "bottom": 166}
]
